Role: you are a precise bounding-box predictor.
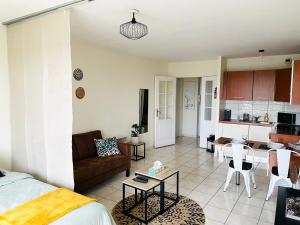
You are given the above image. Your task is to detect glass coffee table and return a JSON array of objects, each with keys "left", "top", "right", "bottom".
[{"left": 135, "top": 165, "right": 180, "bottom": 214}]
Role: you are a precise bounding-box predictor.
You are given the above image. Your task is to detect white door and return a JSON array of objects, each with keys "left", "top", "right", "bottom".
[
  {"left": 199, "top": 76, "right": 217, "bottom": 148},
  {"left": 155, "top": 76, "right": 176, "bottom": 148}
]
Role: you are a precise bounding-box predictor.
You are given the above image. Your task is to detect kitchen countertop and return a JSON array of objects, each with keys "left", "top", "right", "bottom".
[{"left": 219, "top": 119, "right": 274, "bottom": 127}]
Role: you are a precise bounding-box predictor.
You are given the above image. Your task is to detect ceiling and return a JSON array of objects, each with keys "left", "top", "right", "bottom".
[
  {"left": 2, "top": 0, "right": 300, "bottom": 61},
  {"left": 0, "top": 0, "right": 72, "bottom": 23}
]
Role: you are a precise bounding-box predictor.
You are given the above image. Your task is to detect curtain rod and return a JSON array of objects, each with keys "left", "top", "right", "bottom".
[{"left": 2, "top": 0, "right": 95, "bottom": 26}]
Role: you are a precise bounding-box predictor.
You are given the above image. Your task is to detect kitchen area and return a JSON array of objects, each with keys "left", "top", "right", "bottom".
[{"left": 218, "top": 60, "right": 300, "bottom": 147}]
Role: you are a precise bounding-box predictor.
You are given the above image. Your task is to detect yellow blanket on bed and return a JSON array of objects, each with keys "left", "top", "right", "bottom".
[{"left": 0, "top": 188, "right": 95, "bottom": 225}]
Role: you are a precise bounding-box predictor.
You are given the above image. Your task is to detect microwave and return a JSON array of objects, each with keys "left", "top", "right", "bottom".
[{"left": 277, "top": 112, "right": 300, "bottom": 125}]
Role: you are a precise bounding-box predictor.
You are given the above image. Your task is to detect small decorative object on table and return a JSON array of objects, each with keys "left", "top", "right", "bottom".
[
  {"left": 131, "top": 123, "right": 144, "bottom": 144},
  {"left": 148, "top": 161, "right": 164, "bottom": 175}
]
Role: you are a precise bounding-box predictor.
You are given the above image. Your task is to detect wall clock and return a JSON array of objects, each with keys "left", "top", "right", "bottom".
[
  {"left": 75, "top": 87, "right": 85, "bottom": 99},
  {"left": 73, "top": 68, "right": 83, "bottom": 81}
]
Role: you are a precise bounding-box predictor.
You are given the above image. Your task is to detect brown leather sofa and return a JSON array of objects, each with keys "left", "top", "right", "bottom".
[{"left": 72, "top": 130, "right": 131, "bottom": 193}]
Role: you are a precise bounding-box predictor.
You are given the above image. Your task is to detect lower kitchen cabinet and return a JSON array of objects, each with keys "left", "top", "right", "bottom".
[
  {"left": 249, "top": 125, "right": 272, "bottom": 142},
  {"left": 219, "top": 122, "right": 272, "bottom": 143},
  {"left": 219, "top": 123, "right": 249, "bottom": 139}
]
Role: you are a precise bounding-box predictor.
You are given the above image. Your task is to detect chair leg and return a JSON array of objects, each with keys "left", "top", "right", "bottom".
[
  {"left": 251, "top": 170, "right": 256, "bottom": 189},
  {"left": 224, "top": 168, "right": 234, "bottom": 192},
  {"left": 266, "top": 176, "right": 276, "bottom": 201},
  {"left": 243, "top": 172, "right": 251, "bottom": 198}
]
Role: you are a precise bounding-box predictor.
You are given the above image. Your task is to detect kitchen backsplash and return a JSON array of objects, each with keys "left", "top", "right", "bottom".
[{"left": 220, "top": 100, "right": 300, "bottom": 122}]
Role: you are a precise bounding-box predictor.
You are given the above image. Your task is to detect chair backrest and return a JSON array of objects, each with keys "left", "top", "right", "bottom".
[
  {"left": 231, "top": 144, "right": 244, "bottom": 170},
  {"left": 267, "top": 148, "right": 300, "bottom": 177},
  {"left": 223, "top": 143, "right": 254, "bottom": 171},
  {"left": 277, "top": 149, "right": 291, "bottom": 177}
]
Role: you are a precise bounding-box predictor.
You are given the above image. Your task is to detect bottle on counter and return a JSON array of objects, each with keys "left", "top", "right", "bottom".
[{"left": 264, "top": 112, "right": 269, "bottom": 122}]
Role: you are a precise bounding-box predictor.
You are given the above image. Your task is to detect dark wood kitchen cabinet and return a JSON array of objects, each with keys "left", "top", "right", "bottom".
[
  {"left": 291, "top": 60, "right": 300, "bottom": 104},
  {"left": 253, "top": 70, "right": 276, "bottom": 101},
  {"left": 274, "top": 68, "right": 292, "bottom": 102},
  {"left": 223, "top": 71, "right": 253, "bottom": 100}
]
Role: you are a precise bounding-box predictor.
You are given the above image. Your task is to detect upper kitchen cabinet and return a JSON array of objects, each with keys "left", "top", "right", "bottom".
[
  {"left": 223, "top": 71, "right": 253, "bottom": 100},
  {"left": 274, "top": 68, "right": 292, "bottom": 102},
  {"left": 291, "top": 60, "right": 300, "bottom": 104},
  {"left": 253, "top": 70, "right": 276, "bottom": 101}
]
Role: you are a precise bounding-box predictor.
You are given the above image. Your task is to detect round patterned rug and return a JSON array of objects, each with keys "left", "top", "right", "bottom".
[{"left": 112, "top": 192, "right": 205, "bottom": 225}]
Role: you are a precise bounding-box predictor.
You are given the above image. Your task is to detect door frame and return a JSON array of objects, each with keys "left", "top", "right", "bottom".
[
  {"left": 199, "top": 75, "right": 217, "bottom": 148},
  {"left": 154, "top": 76, "right": 177, "bottom": 148}
]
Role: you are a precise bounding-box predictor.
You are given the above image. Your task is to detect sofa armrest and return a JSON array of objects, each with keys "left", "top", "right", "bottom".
[{"left": 118, "top": 142, "right": 131, "bottom": 157}]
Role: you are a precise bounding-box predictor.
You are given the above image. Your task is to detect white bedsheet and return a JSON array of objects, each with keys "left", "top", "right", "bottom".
[{"left": 0, "top": 171, "right": 116, "bottom": 225}]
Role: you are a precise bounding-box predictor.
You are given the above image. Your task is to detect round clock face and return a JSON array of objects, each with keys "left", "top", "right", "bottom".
[
  {"left": 75, "top": 87, "right": 85, "bottom": 99},
  {"left": 73, "top": 68, "right": 83, "bottom": 81}
]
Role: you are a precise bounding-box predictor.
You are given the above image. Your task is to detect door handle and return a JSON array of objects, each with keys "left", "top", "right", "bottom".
[{"left": 156, "top": 109, "right": 161, "bottom": 117}]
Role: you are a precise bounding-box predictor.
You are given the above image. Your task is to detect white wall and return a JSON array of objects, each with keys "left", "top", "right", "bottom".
[
  {"left": 0, "top": 25, "right": 11, "bottom": 170},
  {"left": 71, "top": 39, "right": 168, "bottom": 148},
  {"left": 226, "top": 54, "right": 300, "bottom": 71},
  {"left": 7, "top": 11, "right": 74, "bottom": 189},
  {"left": 168, "top": 59, "right": 218, "bottom": 77}
]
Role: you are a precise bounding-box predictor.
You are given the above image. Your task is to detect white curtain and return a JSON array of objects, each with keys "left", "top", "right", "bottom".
[{"left": 7, "top": 10, "right": 74, "bottom": 189}]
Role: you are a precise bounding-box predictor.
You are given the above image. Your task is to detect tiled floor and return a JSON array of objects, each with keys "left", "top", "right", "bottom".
[{"left": 84, "top": 137, "right": 277, "bottom": 225}]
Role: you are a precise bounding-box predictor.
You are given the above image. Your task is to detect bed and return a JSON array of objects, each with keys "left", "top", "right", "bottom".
[{"left": 0, "top": 170, "right": 116, "bottom": 225}]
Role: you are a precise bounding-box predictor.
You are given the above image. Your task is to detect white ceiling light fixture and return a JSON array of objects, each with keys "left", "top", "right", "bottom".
[{"left": 120, "top": 9, "right": 148, "bottom": 40}]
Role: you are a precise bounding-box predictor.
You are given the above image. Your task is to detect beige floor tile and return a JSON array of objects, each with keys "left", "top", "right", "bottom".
[
  {"left": 207, "top": 195, "right": 238, "bottom": 211},
  {"left": 204, "top": 205, "right": 231, "bottom": 223},
  {"left": 257, "top": 222, "right": 273, "bottom": 225},
  {"left": 259, "top": 209, "right": 276, "bottom": 224},
  {"left": 232, "top": 202, "right": 262, "bottom": 219},
  {"left": 188, "top": 190, "right": 213, "bottom": 206},
  {"left": 263, "top": 199, "right": 277, "bottom": 212},
  {"left": 205, "top": 219, "right": 225, "bottom": 225},
  {"left": 215, "top": 189, "right": 240, "bottom": 200},
  {"left": 238, "top": 195, "right": 265, "bottom": 208},
  {"left": 194, "top": 182, "right": 222, "bottom": 195},
  {"left": 225, "top": 213, "right": 259, "bottom": 225}
]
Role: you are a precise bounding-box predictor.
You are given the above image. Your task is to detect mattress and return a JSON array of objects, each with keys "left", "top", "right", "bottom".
[{"left": 0, "top": 170, "right": 116, "bottom": 225}]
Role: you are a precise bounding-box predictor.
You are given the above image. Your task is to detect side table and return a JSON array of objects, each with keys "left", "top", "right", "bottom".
[{"left": 127, "top": 141, "right": 146, "bottom": 161}]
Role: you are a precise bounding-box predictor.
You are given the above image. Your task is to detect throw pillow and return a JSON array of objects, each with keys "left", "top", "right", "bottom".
[{"left": 94, "top": 137, "right": 121, "bottom": 157}]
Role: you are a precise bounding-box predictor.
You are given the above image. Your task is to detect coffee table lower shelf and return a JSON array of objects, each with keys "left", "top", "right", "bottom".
[{"left": 122, "top": 177, "right": 179, "bottom": 224}]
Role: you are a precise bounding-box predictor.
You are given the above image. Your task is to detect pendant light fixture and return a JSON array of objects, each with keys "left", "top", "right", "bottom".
[{"left": 120, "top": 9, "right": 148, "bottom": 40}]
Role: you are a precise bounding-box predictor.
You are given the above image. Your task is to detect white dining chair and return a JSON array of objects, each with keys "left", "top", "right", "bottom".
[
  {"left": 223, "top": 143, "right": 256, "bottom": 198},
  {"left": 266, "top": 149, "right": 300, "bottom": 200}
]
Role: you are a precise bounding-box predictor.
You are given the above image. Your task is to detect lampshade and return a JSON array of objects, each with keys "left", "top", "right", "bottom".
[{"left": 120, "top": 12, "right": 148, "bottom": 40}]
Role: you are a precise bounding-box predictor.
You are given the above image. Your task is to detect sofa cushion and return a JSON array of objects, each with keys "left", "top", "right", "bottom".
[
  {"left": 94, "top": 137, "right": 121, "bottom": 157},
  {"left": 73, "top": 154, "right": 129, "bottom": 183},
  {"left": 72, "top": 130, "right": 102, "bottom": 160}
]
